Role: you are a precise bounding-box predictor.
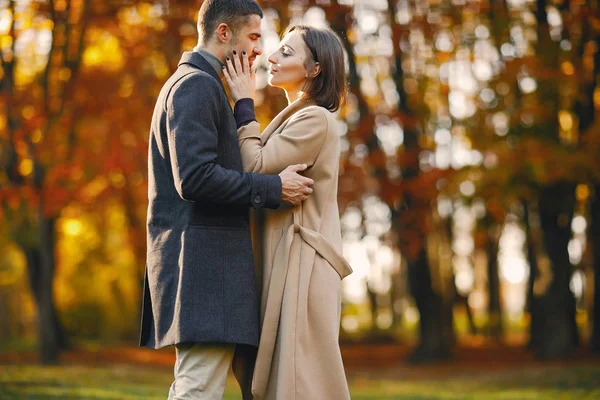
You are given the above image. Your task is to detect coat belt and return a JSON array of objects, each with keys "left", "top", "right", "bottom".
[{"left": 293, "top": 223, "right": 353, "bottom": 279}]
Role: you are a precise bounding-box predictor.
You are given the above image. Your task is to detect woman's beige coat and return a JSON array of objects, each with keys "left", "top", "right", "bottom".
[{"left": 238, "top": 99, "right": 352, "bottom": 400}]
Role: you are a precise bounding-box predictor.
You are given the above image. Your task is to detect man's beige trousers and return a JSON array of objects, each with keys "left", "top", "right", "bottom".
[{"left": 168, "top": 343, "right": 235, "bottom": 400}]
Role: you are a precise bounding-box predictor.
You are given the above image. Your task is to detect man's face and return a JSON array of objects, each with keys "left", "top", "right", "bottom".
[{"left": 229, "top": 14, "right": 263, "bottom": 68}]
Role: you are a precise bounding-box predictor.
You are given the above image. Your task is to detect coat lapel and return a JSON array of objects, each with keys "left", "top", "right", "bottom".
[{"left": 261, "top": 99, "right": 316, "bottom": 145}]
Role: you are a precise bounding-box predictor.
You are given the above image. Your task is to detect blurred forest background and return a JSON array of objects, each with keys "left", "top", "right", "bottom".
[{"left": 1, "top": 0, "right": 599, "bottom": 368}]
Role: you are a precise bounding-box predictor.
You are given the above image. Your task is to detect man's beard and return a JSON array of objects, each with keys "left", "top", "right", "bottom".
[{"left": 229, "top": 38, "right": 255, "bottom": 68}]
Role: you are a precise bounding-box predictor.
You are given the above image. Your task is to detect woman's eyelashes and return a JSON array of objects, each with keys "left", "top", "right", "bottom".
[{"left": 280, "top": 47, "right": 292, "bottom": 57}]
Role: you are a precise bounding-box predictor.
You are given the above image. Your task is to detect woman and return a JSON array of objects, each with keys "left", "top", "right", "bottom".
[{"left": 224, "top": 25, "right": 352, "bottom": 400}]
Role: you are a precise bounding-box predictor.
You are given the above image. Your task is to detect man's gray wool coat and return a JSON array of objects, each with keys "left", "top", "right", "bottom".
[{"left": 140, "top": 51, "right": 282, "bottom": 349}]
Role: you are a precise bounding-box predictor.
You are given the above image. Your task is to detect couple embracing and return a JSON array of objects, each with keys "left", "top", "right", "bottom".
[{"left": 140, "top": 1, "right": 352, "bottom": 399}]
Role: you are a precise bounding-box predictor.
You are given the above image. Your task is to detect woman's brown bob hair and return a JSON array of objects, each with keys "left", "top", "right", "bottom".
[{"left": 283, "top": 25, "right": 347, "bottom": 112}]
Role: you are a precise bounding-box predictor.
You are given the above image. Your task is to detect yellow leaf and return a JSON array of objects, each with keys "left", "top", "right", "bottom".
[
  {"left": 18, "top": 159, "right": 33, "bottom": 177},
  {"left": 560, "top": 61, "right": 574, "bottom": 75},
  {"left": 576, "top": 184, "right": 589, "bottom": 201}
]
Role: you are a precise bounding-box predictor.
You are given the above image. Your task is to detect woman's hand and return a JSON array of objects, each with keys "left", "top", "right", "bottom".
[{"left": 223, "top": 50, "right": 256, "bottom": 103}]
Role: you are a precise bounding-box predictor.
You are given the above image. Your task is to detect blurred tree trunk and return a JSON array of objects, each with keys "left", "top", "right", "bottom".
[
  {"left": 24, "top": 245, "right": 68, "bottom": 352},
  {"left": 405, "top": 246, "right": 451, "bottom": 362},
  {"left": 529, "top": 0, "right": 579, "bottom": 359},
  {"left": 366, "top": 281, "right": 379, "bottom": 332},
  {"left": 0, "top": 0, "right": 89, "bottom": 363},
  {"left": 123, "top": 186, "right": 147, "bottom": 287},
  {"left": 326, "top": 1, "right": 453, "bottom": 355},
  {"left": 591, "top": 185, "right": 600, "bottom": 353},
  {"left": 574, "top": 7, "right": 599, "bottom": 353},
  {"left": 390, "top": 268, "right": 405, "bottom": 330},
  {"left": 392, "top": 151, "right": 453, "bottom": 362},
  {"left": 387, "top": 0, "right": 452, "bottom": 361},
  {"left": 18, "top": 204, "right": 67, "bottom": 363},
  {"left": 485, "top": 218, "right": 502, "bottom": 338},
  {"left": 590, "top": 29, "right": 600, "bottom": 352},
  {"left": 122, "top": 187, "right": 147, "bottom": 340},
  {"left": 441, "top": 210, "right": 457, "bottom": 344},
  {"left": 584, "top": 34, "right": 600, "bottom": 353},
  {"left": 0, "top": 291, "right": 9, "bottom": 341},
  {"left": 35, "top": 207, "right": 60, "bottom": 364},
  {"left": 0, "top": 0, "right": 63, "bottom": 363},
  {"left": 523, "top": 200, "right": 542, "bottom": 349},
  {"left": 535, "top": 185, "right": 578, "bottom": 358},
  {"left": 455, "top": 292, "right": 477, "bottom": 336}
]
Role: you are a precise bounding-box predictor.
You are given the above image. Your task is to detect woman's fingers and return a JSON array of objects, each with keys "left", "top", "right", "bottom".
[
  {"left": 233, "top": 51, "right": 244, "bottom": 74},
  {"left": 223, "top": 51, "right": 255, "bottom": 101},
  {"left": 242, "top": 51, "right": 250, "bottom": 74},
  {"left": 225, "top": 56, "right": 236, "bottom": 77},
  {"left": 222, "top": 65, "right": 232, "bottom": 84}
]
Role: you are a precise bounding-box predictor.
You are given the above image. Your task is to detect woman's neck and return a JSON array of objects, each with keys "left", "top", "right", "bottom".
[
  {"left": 284, "top": 91, "right": 297, "bottom": 105},
  {"left": 284, "top": 86, "right": 305, "bottom": 105}
]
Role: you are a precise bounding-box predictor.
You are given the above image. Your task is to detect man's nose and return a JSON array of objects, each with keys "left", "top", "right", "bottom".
[{"left": 254, "top": 42, "right": 263, "bottom": 56}]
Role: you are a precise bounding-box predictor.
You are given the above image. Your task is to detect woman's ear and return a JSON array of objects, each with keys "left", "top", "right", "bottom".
[
  {"left": 309, "top": 62, "right": 321, "bottom": 78},
  {"left": 216, "top": 23, "right": 230, "bottom": 43}
]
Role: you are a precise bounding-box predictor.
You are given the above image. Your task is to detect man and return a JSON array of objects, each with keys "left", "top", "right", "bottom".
[{"left": 139, "top": 1, "right": 314, "bottom": 399}]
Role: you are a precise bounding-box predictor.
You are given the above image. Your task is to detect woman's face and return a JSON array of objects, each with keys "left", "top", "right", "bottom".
[{"left": 267, "top": 31, "right": 314, "bottom": 93}]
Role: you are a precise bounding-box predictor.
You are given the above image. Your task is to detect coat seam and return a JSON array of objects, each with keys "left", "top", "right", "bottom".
[
  {"left": 162, "top": 70, "right": 200, "bottom": 112},
  {"left": 222, "top": 232, "right": 227, "bottom": 339},
  {"left": 303, "top": 106, "right": 329, "bottom": 166},
  {"left": 293, "top": 233, "right": 300, "bottom": 400}
]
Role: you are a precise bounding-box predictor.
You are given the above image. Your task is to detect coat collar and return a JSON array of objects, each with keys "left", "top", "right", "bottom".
[
  {"left": 261, "top": 98, "right": 317, "bottom": 144},
  {"left": 178, "top": 51, "right": 225, "bottom": 92}
]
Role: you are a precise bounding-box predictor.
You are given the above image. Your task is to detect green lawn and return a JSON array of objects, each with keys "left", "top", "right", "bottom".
[{"left": 0, "top": 364, "right": 599, "bottom": 399}]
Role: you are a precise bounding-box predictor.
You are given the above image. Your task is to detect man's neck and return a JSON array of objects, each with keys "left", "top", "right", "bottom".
[
  {"left": 193, "top": 43, "right": 225, "bottom": 76},
  {"left": 195, "top": 42, "right": 226, "bottom": 64}
]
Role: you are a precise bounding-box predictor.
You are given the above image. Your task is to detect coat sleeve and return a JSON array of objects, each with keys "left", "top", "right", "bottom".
[
  {"left": 166, "top": 73, "right": 281, "bottom": 209},
  {"left": 237, "top": 107, "right": 328, "bottom": 175}
]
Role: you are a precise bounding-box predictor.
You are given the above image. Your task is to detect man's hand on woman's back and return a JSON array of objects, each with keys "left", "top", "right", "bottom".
[{"left": 279, "top": 164, "right": 314, "bottom": 206}]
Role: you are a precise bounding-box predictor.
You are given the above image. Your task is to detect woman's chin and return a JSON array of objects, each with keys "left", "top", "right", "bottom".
[
  {"left": 267, "top": 78, "right": 294, "bottom": 93},
  {"left": 267, "top": 76, "right": 279, "bottom": 87}
]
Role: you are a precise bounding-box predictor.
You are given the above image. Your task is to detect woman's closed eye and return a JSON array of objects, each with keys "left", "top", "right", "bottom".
[{"left": 280, "top": 46, "right": 293, "bottom": 57}]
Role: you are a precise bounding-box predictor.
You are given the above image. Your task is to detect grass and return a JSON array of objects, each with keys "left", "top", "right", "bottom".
[{"left": 1, "top": 363, "right": 600, "bottom": 399}]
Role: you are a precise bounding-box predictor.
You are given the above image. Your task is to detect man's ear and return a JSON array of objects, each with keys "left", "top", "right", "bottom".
[{"left": 216, "top": 23, "right": 230, "bottom": 43}]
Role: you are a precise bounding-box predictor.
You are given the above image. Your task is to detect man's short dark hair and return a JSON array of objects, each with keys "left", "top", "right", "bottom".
[{"left": 197, "top": 0, "right": 263, "bottom": 44}]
